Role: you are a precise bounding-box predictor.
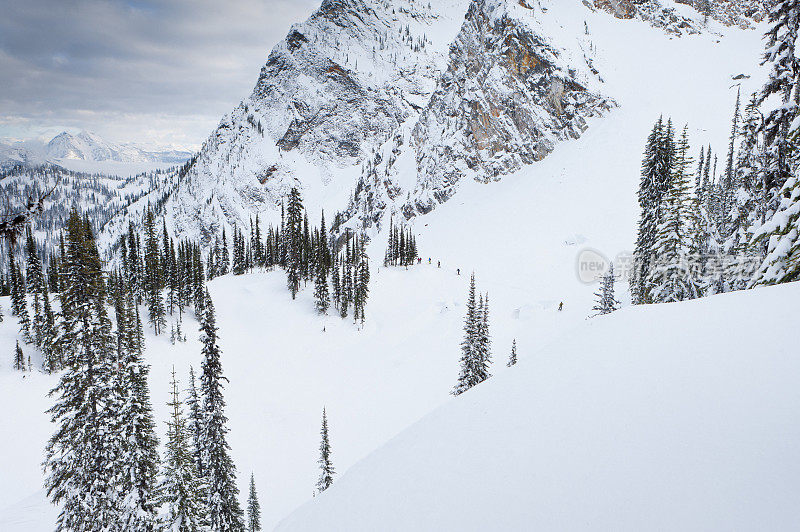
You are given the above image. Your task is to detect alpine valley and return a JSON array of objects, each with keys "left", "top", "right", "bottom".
[{"left": 2, "top": 0, "right": 799, "bottom": 531}]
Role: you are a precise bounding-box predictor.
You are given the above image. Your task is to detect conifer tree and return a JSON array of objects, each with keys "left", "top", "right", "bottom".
[
  {"left": 198, "top": 291, "right": 245, "bottom": 531},
  {"left": 632, "top": 117, "right": 674, "bottom": 304},
  {"left": 647, "top": 126, "right": 702, "bottom": 302},
  {"left": 507, "top": 339, "right": 517, "bottom": 367},
  {"left": 44, "top": 210, "right": 128, "bottom": 530},
  {"left": 592, "top": 264, "right": 621, "bottom": 316},
  {"left": 9, "top": 247, "right": 31, "bottom": 341},
  {"left": 316, "top": 408, "right": 335, "bottom": 493},
  {"left": 8, "top": 247, "right": 19, "bottom": 317},
  {"left": 728, "top": 93, "right": 768, "bottom": 289},
  {"left": 475, "top": 294, "right": 492, "bottom": 383},
  {"left": 339, "top": 264, "right": 350, "bottom": 319},
  {"left": 353, "top": 250, "right": 370, "bottom": 324},
  {"left": 40, "top": 292, "right": 56, "bottom": 358},
  {"left": 758, "top": 0, "right": 800, "bottom": 209},
  {"left": 313, "top": 264, "right": 330, "bottom": 314},
  {"left": 753, "top": 173, "right": 800, "bottom": 284},
  {"left": 156, "top": 368, "right": 208, "bottom": 532},
  {"left": 247, "top": 473, "right": 262, "bottom": 532},
  {"left": 25, "top": 229, "right": 45, "bottom": 346},
  {"left": 331, "top": 262, "right": 341, "bottom": 311},
  {"left": 220, "top": 228, "right": 230, "bottom": 275},
  {"left": 187, "top": 366, "right": 205, "bottom": 479},
  {"left": 15, "top": 260, "right": 31, "bottom": 342},
  {"left": 116, "top": 297, "right": 160, "bottom": 531},
  {"left": 144, "top": 209, "right": 166, "bottom": 335},
  {"left": 453, "top": 274, "right": 480, "bottom": 395},
  {"left": 285, "top": 188, "right": 304, "bottom": 299},
  {"left": 13, "top": 340, "right": 24, "bottom": 371}
]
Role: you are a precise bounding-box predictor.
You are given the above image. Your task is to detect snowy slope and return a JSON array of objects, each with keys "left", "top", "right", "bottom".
[
  {"left": 276, "top": 283, "right": 800, "bottom": 531},
  {"left": 0, "top": 2, "right": 777, "bottom": 532}
]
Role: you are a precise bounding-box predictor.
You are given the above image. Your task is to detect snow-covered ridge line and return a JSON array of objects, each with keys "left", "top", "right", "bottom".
[{"left": 0, "top": 131, "right": 193, "bottom": 171}]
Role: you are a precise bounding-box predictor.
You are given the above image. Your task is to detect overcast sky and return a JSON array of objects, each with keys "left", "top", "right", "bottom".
[{"left": 0, "top": 0, "right": 319, "bottom": 149}]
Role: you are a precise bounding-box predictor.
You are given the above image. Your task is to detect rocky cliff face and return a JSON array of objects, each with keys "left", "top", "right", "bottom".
[
  {"left": 405, "top": 0, "right": 612, "bottom": 216},
  {"left": 139, "top": 0, "right": 763, "bottom": 246},
  {"left": 593, "top": 0, "right": 769, "bottom": 32},
  {"left": 339, "top": 0, "right": 611, "bottom": 234},
  {"left": 163, "top": 0, "right": 468, "bottom": 242}
]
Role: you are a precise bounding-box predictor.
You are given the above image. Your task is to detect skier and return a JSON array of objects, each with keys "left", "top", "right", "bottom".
[
  {"left": 437, "top": 261, "right": 440, "bottom": 268},
  {"left": 457, "top": 268, "right": 460, "bottom": 275},
  {"left": 558, "top": 302, "right": 563, "bottom": 311}
]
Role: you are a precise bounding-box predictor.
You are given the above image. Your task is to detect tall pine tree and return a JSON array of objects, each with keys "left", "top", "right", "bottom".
[
  {"left": 198, "top": 291, "right": 245, "bottom": 531},
  {"left": 316, "top": 408, "right": 335, "bottom": 494},
  {"left": 247, "top": 473, "right": 262, "bottom": 532},
  {"left": 156, "top": 368, "right": 208, "bottom": 531}
]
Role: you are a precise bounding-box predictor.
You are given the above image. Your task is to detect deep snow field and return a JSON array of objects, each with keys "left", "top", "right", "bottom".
[{"left": 0, "top": 3, "right": 792, "bottom": 531}]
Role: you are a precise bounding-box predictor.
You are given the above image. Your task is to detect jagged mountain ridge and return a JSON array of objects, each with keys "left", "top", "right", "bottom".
[
  {"left": 126, "top": 0, "right": 765, "bottom": 247},
  {"left": 330, "top": 0, "right": 612, "bottom": 232},
  {"left": 163, "top": 0, "right": 469, "bottom": 244}
]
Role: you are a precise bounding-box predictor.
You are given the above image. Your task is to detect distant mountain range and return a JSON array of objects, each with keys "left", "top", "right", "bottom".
[{"left": 0, "top": 130, "right": 193, "bottom": 168}]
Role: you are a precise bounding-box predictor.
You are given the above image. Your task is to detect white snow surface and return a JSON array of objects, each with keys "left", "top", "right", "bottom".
[
  {"left": 276, "top": 283, "right": 800, "bottom": 531},
  {"left": 0, "top": 2, "right": 788, "bottom": 532}
]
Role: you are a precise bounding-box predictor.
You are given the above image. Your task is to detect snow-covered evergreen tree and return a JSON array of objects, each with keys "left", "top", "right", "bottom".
[
  {"left": 758, "top": 0, "right": 800, "bottom": 212},
  {"left": 474, "top": 294, "right": 492, "bottom": 383},
  {"left": 316, "top": 408, "right": 335, "bottom": 494},
  {"left": 313, "top": 264, "right": 330, "bottom": 314},
  {"left": 9, "top": 247, "right": 31, "bottom": 341},
  {"left": 198, "top": 291, "right": 245, "bottom": 531},
  {"left": 453, "top": 274, "right": 479, "bottom": 395},
  {"left": 26, "top": 228, "right": 45, "bottom": 347},
  {"left": 753, "top": 173, "right": 800, "bottom": 283},
  {"left": 44, "top": 210, "right": 127, "bottom": 530},
  {"left": 632, "top": 117, "right": 675, "bottom": 304},
  {"left": 724, "top": 94, "right": 767, "bottom": 290},
  {"left": 592, "top": 264, "right": 621, "bottom": 316},
  {"left": 506, "top": 339, "right": 517, "bottom": 367},
  {"left": 187, "top": 366, "right": 205, "bottom": 479},
  {"left": 285, "top": 188, "right": 304, "bottom": 299},
  {"left": 647, "top": 127, "right": 702, "bottom": 303},
  {"left": 13, "top": 340, "right": 24, "bottom": 371},
  {"left": 41, "top": 283, "right": 59, "bottom": 372},
  {"left": 453, "top": 276, "right": 491, "bottom": 393},
  {"left": 247, "top": 473, "right": 262, "bottom": 532},
  {"left": 115, "top": 294, "right": 160, "bottom": 531},
  {"left": 156, "top": 368, "right": 208, "bottom": 532},
  {"left": 144, "top": 208, "right": 166, "bottom": 335}
]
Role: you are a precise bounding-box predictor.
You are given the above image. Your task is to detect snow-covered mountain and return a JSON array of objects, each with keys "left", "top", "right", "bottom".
[
  {"left": 144, "top": 0, "right": 768, "bottom": 246},
  {"left": 0, "top": 163, "right": 185, "bottom": 265},
  {"left": 0, "top": 131, "right": 192, "bottom": 175},
  {"left": 156, "top": 0, "right": 617, "bottom": 243},
  {"left": 0, "top": 0, "right": 783, "bottom": 531}
]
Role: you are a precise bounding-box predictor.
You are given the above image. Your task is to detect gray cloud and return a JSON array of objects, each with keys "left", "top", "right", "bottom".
[{"left": 0, "top": 0, "right": 320, "bottom": 149}]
